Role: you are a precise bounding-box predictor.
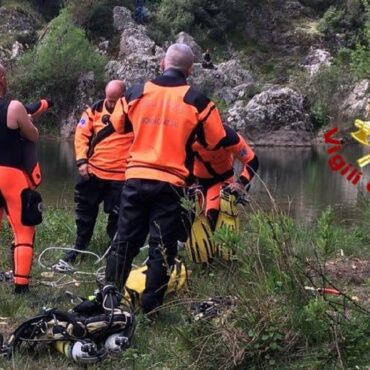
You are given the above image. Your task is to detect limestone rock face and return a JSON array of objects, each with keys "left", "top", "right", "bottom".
[
  {"left": 107, "top": 6, "right": 164, "bottom": 87},
  {"left": 106, "top": 55, "right": 162, "bottom": 87},
  {"left": 119, "top": 26, "right": 156, "bottom": 58},
  {"left": 243, "top": 0, "right": 313, "bottom": 50},
  {"left": 302, "top": 47, "right": 332, "bottom": 76},
  {"left": 227, "top": 86, "right": 313, "bottom": 146},
  {"left": 175, "top": 32, "right": 203, "bottom": 62},
  {"left": 62, "top": 72, "right": 97, "bottom": 138},
  {"left": 190, "top": 60, "right": 255, "bottom": 104},
  {"left": 0, "top": 6, "right": 39, "bottom": 63},
  {"left": 339, "top": 80, "right": 370, "bottom": 124},
  {"left": 10, "top": 41, "right": 24, "bottom": 60},
  {"left": 113, "top": 6, "right": 135, "bottom": 31}
]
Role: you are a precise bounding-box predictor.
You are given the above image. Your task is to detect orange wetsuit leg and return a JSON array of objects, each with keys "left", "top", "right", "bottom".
[
  {"left": 205, "top": 178, "right": 234, "bottom": 230},
  {"left": 205, "top": 182, "right": 222, "bottom": 214},
  {"left": 0, "top": 166, "right": 34, "bottom": 285}
]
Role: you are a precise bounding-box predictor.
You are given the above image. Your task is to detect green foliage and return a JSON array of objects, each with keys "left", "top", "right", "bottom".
[
  {"left": 213, "top": 225, "right": 242, "bottom": 258},
  {"left": 351, "top": 41, "right": 370, "bottom": 78},
  {"left": 1, "top": 206, "right": 370, "bottom": 369},
  {"left": 290, "top": 1, "right": 369, "bottom": 125},
  {"left": 340, "top": 315, "right": 370, "bottom": 366},
  {"left": 300, "top": 299, "right": 331, "bottom": 342},
  {"left": 66, "top": 0, "right": 125, "bottom": 40},
  {"left": 311, "top": 101, "right": 331, "bottom": 129},
  {"left": 318, "top": 6, "right": 346, "bottom": 34},
  {"left": 350, "top": 2, "right": 370, "bottom": 78},
  {"left": 150, "top": 0, "right": 246, "bottom": 44},
  {"left": 291, "top": 62, "right": 353, "bottom": 128},
  {"left": 315, "top": 206, "right": 336, "bottom": 255},
  {"left": 9, "top": 8, "right": 106, "bottom": 123},
  {"left": 317, "top": 0, "right": 364, "bottom": 39}
]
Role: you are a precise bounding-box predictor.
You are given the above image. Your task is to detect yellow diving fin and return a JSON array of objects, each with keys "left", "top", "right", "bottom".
[
  {"left": 185, "top": 190, "right": 216, "bottom": 264},
  {"left": 215, "top": 188, "right": 240, "bottom": 260},
  {"left": 123, "top": 259, "right": 188, "bottom": 308}
]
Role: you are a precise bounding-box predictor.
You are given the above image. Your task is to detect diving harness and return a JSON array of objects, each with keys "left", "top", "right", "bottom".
[{"left": 0, "top": 284, "right": 134, "bottom": 364}]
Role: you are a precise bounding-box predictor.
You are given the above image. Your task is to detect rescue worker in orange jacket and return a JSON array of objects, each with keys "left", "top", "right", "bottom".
[
  {"left": 104, "top": 43, "right": 226, "bottom": 313},
  {"left": 0, "top": 64, "right": 39, "bottom": 293},
  {"left": 61, "top": 80, "right": 133, "bottom": 264},
  {"left": 192, "top": 125, "right": 259, "bottom": 229}
]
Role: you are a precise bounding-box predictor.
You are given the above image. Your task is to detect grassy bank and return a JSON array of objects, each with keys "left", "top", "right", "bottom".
[{"left": 0, "top": 202, "right": 370, "bottom": 369}]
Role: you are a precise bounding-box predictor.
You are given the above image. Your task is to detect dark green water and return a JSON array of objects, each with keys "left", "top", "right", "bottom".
[{"left": 38, "top": 140, "right": 370, "bottom": 224}]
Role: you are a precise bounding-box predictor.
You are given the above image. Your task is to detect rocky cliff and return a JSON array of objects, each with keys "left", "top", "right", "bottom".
[{"left": 0, "top": 1, "right": 367, "bottom": 145}]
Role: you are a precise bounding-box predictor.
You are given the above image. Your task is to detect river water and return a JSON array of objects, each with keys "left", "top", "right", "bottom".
[{"left": 38, "top": 139, "right": 370, "bottom": 225}]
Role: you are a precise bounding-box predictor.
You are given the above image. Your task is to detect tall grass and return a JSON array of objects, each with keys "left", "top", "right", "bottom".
[{"left": 0, "top": 202, "right": 369, "bottom": 369}]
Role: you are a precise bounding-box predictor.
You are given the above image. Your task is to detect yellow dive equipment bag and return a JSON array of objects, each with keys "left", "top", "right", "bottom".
[{"left": 124, "top": 258, "right": 188, "bottom": 307}]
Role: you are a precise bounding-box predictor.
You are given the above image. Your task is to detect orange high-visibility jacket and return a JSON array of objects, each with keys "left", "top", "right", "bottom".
[
  {"left": 193, "top": 125, "right": 258, "bottom": 186},
  {"left": 75, "top": 99, "right": 133, "bottom": 181},
  {"left": 110, "top": 69, "right": 226, "bottom": 186}
]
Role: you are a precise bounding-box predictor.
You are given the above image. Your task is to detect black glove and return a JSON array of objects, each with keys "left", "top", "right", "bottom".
[{"left": 223, "top": 184, "right": 248, "bottom": 205}]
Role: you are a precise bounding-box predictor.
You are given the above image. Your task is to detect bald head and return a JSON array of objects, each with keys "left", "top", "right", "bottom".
[
  {"left": 163, "top": 43, "right": 194, "bottom": 76},
  {"left": 105, "top": 80, "right": 125, "bottom": 111}
]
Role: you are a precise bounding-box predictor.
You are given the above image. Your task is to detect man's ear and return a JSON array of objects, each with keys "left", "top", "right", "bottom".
[
  {"left": 185, "top": 65, "right": 193, "bottom": 77},
  {"left": 160, "top": 59, "right": 165, "bottom": 71}
]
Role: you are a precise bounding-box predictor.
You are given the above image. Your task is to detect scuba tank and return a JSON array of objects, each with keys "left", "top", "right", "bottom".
[
  {"left": 0, "top": 285, "right": 134, "bottom": 364},
  {"left": 54, "top": 340, "right": 105, "bottom": 364},
  {"left": 104, "top": 333, "right": 129, "bottom": 353}
]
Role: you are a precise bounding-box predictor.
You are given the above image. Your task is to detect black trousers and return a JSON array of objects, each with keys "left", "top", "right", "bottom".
[
  {"left": 105, "top": 179, "right": 186, "bottom": 313},
  {"left": 74, "top": 175, "right": 124, "bottom": 251}
]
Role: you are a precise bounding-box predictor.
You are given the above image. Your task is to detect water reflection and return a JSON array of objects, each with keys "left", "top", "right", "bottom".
[
  {"left": 253, "top": 145, "right": 370, "bottom": 224},
  {"left": 38, "top": 140, "right": 370, "bottom": 224},
  {"left": 38, "top": 140, "right": 76, "bottom": 208}
]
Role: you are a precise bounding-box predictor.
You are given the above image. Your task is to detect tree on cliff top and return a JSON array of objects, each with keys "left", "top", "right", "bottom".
[{"left": 9, "top": 8, "right": 106, "bottom": 120}]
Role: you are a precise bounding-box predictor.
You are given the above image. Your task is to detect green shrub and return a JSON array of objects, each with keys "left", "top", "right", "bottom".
[
  {"left": 350, "top": 2, "right": 370, "bottom": 78},
  {"left": 9, "top": 8, "right": 106, "bottom": 125},
  {"left": 66, "top": 0, "right": 125, "bottom": 40},
  {"left": 155, "top": 0, "right": 195, "bottom": 37},
  {"left": 311, "top": 101, "right": 331, "bottom": 129},
  {"left": 291, "top": 62, "right": 353, "bottom": 128},
  {"left": 318, "top": 6, "right": 346, "bottom": 34},
  {"left": 317, "top": 0, "right": 365, "bottom": 46},
  {"left": 151, "top": 0, "right": 246, "bottom": 44}
]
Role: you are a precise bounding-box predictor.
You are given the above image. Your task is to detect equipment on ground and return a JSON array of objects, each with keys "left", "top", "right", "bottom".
[
  {"left": 190, "top": 296, "right": 236, "bottom": 321},
  {"left": 0, "top": 270, "right": 12, "bottom": 283},
  {"left": 124, "top": 258, "right": 188, "bottom": 308},
  {"left": 185, "top": 187, "right": 216, "bottom": 264},
  {"left": 0, "top": 285, "right": 134, "bottom": 364}
]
